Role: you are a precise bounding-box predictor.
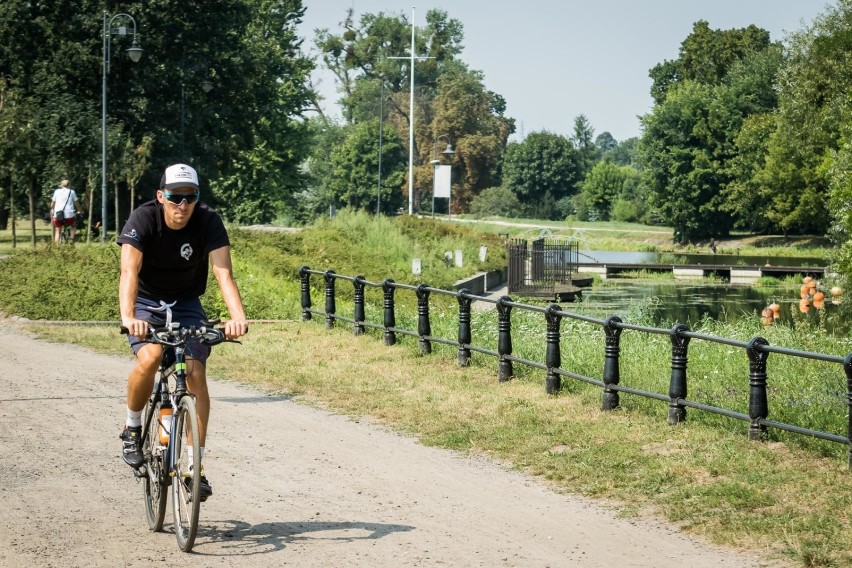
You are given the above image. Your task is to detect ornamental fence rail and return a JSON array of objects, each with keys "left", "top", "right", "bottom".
[{"left": 298, "top": 266, "right": 852, "bottom": 467}]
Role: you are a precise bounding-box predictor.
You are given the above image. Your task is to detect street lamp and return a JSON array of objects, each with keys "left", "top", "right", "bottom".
[
  {"left": 102, "top": 12, "right": 142, "bottom": 243},
  {"left": 180, "top": 64, "right": 214, "bottom": 160},
  {"left": 431, "top": 135, "right": 454, "bottom": 218}
]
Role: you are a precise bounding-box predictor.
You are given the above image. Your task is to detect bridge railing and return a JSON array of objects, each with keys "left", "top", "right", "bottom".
[{"left": 299, "top": 266, "right": 852, "bottom": 467}]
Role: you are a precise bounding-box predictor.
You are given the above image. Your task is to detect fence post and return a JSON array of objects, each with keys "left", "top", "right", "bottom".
[
  {"left": 353, "top": 275, "right": 366, "bottom": 336},
  {"left": 844, "top": 353, "right": 852, "bottom": 469},
  {"left": 497, "top": 295, "right": 513, "bottom": 382},
  {"left": 668, "top": 324, "right": 690, "bottom": 424},
  {"left": 323, "top": 270, "right": 336, "bottom": 329},
  {"left": 456, "top": 288, "right": 472, "bottom": 367},
  {"left": 601, "top": 315, "right": 623, "bottom": 411},
  {"left": 545, "top": 304, "right": 562, "bottom": 395},
  {"left": 746, "top": 336, "right": 770, "bottom": 440},
  {"left": 299, "top": 266, "right": 312, "bottom": 321},
  {"left": 382, "top": 279, "right": 396, "bottom": 346},
  {"left": 416, "top": 283, "right": 432, "bottom": 355}
]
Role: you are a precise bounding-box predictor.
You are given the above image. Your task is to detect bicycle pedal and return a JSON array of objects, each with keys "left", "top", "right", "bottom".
[{"left": 133, "top": 467, "right": 148, "bottom": 479}]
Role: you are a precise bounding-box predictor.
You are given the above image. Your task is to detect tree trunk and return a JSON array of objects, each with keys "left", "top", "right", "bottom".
[
  {"left": 114, "top": 180, "right": 119, "bottom": 238},
  {"left": 9, "top": 178, "right": 15, "bottom": 249},
  {"left": 28, "top": 177, "right": 35, "bottom": 247},
  {"left": 86, "top": 165, "right": 94, "bottom": 244}
]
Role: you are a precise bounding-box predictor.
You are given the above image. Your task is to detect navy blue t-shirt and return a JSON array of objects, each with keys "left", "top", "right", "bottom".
[{"left": 116, "top": 200, "right": 230, "bottom": 301}]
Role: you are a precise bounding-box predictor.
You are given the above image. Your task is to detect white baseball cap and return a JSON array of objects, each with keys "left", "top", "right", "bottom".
[{"left": 160, "top": 163, "right": 200, "bottom": 191}]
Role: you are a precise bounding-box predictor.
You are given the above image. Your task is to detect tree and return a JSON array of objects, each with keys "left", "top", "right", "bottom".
[
  {"left": 640, "top": 21, "right": 780, "bottom": 243},
  {"left": 326, "top": 119, "right": 406, "bottom": 213},
  {"left": 315, "top": 8, "right": 512, "bottom": 214},
  {"left": 571, "top": 114, "right": 597, "bottom": 181},
  {"left": 502, "top": 131, "right": 579, "bottom": 220},
  {"left": 469, "top": 186, "right": 523, "bottom": 218},
  {"left": 575, "top": 161, "right": 634, "bottom": 221},
  {"left": 0, "top": 0, "right": 315, "bottom": 227}
]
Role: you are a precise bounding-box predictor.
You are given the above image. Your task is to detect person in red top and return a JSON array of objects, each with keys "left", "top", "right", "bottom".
[{"left": 116, "top": 163, "right": 248, "bottom": 501}]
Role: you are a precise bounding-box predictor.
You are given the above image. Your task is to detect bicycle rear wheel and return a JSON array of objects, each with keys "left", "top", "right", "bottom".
[
  {"left": 172, "top": 395, "right": 201, "bottom": 552},
  {"left": 142, "top": 398, "right": 167, "bottom": 531}
]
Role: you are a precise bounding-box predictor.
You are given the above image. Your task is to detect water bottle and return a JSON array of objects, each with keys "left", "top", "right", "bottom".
[{"left": 159, "top": 405, "right": 173, "bottom": 445}]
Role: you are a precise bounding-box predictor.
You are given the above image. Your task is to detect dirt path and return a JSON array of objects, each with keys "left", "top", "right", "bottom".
[{"left": 0, "top": 321, "right": 787, "bottom": 568}]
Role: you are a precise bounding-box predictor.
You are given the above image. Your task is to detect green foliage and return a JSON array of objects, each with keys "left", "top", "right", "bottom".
[
  {"left": 640, "top": 22, "right": 781, "bottom": 244},
  {"left": 502, "top": 131, "right": 580, "bottom": 219},
  {"left": 0, "top": 211, "right": 508, "bottom": 320},
  {"left": 326, "top": 120, "right": 406, "bottom": 213},
  {"left": 0, "top": 245, "right": 121, "bottom": 319},
  {"left": 0, "top": 0, "right": 314, "bottom": 227},
  {"left": 314, "top": 9, "right": 513, "bottom": 215},
  {"left": 468, "top": 186, "right": 523, "bottom": 218}
]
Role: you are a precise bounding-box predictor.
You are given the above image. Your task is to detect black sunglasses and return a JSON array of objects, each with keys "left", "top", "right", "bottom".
[{"left": 162, "top": 191, "right": 200, "bottom": 205}]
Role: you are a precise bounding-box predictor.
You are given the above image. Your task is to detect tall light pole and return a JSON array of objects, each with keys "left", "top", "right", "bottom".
[
  {"left": 102, "top": 12, "right": 142, "bottom": 243},
  {"left": 181, "top": 63, "right": 214, "bottom": 160},
  {"left": 431, "top": 135, "right": 454, "bottom": 218},
  {"left": 389, "top": 7, "right": 433, "bottom": 215}
]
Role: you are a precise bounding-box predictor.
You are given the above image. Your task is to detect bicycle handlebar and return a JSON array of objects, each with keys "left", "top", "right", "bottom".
[{"left": 119, "top": 320, "right": 240, "bottom": 347}]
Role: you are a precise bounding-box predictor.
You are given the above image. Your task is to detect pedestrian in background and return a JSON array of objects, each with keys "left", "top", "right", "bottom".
[{"left": 50, "top": 179, "right": 80, "bottom": 243}]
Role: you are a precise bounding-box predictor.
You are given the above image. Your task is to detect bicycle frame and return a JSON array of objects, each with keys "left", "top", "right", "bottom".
[{"left": 146, "top": 338, "right": 192, "bottom": 483}]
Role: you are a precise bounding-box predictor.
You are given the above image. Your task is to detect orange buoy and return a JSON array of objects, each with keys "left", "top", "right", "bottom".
[
  {"left": 803, "top": 276, "right": 813, "bottom": 284},
  {"left": 813, "top": 291, "right": 825, "bottom": 302},
  {"left": 807, "top": 280, "right": 817, "bottom": 289},
  {"left": 800, "top": 285, "right": 810, "bottom": 299},
  {"left": 799, "top": 298, "right": 811, "bottom": 313},
  {"left": 768, "top": 303, "right": 781, "bottom": 318},
  {"left": 814, "top": 299, "right": 825, "bottom": 310}
]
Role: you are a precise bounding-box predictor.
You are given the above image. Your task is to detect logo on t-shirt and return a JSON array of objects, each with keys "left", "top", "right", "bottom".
[
  {"left": 122, "top": 229, "right": 139, "bottom": 241},
  {"left": 180, "top": 243, "right": 193, "bottom": 260}
]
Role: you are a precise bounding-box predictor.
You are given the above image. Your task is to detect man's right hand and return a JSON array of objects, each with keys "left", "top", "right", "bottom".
[{"left": 121, "top": 317, "right": 149, "bottom": 338}]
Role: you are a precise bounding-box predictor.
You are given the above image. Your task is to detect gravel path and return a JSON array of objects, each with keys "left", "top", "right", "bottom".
[{"left": 0, "top": 321, "right": 786, "bottom": 567}]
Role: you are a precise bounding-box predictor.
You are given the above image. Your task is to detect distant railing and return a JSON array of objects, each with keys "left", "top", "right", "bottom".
[{"left": 299, "top": 266, "right": 852, "bottom": 467}]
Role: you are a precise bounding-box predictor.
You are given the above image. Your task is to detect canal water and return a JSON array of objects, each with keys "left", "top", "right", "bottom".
[{"left": 564, "top": 251, "right": 841, "bottom": 331}]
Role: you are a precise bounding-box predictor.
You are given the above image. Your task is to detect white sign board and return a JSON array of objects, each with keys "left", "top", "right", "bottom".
[
  {"left": 412, "top": 258, "right": 422, "bottom": 275},
  {"left": 433, "top": 165, "right": 452, "bottom": 198}
]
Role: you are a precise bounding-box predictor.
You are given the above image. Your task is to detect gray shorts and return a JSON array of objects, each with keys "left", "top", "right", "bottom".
[{"left": 128, "top": 297, "right": 212, "bottom": 365}]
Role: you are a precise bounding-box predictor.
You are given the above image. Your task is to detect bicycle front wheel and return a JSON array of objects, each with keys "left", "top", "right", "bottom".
[
  {"left": 171, "top": 395, "right": 201, "bottom": 552},
  {"left": 142, "top": 398, "right": 167, "bottom": 531}
]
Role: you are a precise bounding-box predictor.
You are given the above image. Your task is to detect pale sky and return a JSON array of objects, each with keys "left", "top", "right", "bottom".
[{"left": 298, "top": 1, "right": 832, "bottom": 142}]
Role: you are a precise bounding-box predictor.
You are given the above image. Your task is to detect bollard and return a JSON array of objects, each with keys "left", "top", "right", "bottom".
[
  {"left": 456, "top": 288, "right": 472, "bottom": 367},
  {"left": 382, "top": 279, "right": 396, "bottom": 346},
  {"left": 497, "top": 296, "right": 513, "bottom": 382},
  {"left": 746, "top": 336, "right": 770, "bottom": 440},
  {"left": 544, "top": 304, "right": 562, "bottom": 395},
  {"left": 416, "top": 283, "right": 432, "bottom": 355},
  {"left": 844, "top": 354, "right": 852, "bottom": 469},
  {"left": 323, "top": 270, "right": 336, "bottom": 329},
  {"left": 299, "top": 266, "right": 312, "bottom": 321},
  {"left": 601, "top": 316, "right": 623, "bottom": 410},
  {"left": 353, "top": 275, "right": 366, "bottom": 336},
  {"left": 668, "top": 324, "right": 691, "bottom": 424}
]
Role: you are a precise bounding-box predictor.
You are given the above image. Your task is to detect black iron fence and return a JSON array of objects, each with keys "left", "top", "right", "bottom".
[
  {"left": 507, "top": 238, "right": 579, "bottom": 296},
  {"left": 299, "top": 266, "right": 852, "bottom": 467}
]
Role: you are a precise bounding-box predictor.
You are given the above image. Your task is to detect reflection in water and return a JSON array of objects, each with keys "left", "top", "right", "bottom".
[
  {"left": 570, "top": 281, "right": 842, "bottom": 332},
  {"left": 579, "top": 250, "right": 825, "bottom": 267}
]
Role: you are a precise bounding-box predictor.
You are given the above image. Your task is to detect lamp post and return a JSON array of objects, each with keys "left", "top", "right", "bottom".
[
  {"left": 180, "top": 64, "right": 214, "bottom": 160},
  {"left": 389, "top": 7, "right": 433, "bottom": 215},
  {"left": 431, "top": 135, "right": 454, "bottom": 218},
  {"left": 101, "top": 12, "right": 142, "bottom": 243}
]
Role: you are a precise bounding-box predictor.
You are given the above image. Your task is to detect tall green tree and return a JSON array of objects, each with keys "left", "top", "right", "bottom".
[
  {"left": 0, "top": 0, "right": 314, "bottom": 227},
  {"left": 315, "top": 8, "right": 512, "bottom": 213},
  {"left": 502, "top": 131, "right": 579, "bottom": 220},
  {"left": 640, "top": 21, "right": 779, "bottom": 243}
]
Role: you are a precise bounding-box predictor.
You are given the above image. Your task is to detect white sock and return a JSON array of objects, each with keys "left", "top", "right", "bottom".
[
  {"left": 187, "top": 447, "right": 205, "bottom": 471},
  {"left": 126, "top": 408, "right": 143, "bottom": 428}
]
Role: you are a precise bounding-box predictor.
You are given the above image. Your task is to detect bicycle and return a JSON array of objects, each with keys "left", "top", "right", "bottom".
[{"left": 121, "top": 313, "right": 238, "bottom": 552}]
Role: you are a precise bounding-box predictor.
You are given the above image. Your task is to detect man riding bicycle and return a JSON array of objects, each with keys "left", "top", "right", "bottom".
[{"left": 117, "top": 163, "right": 248, "bottom": 500}]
